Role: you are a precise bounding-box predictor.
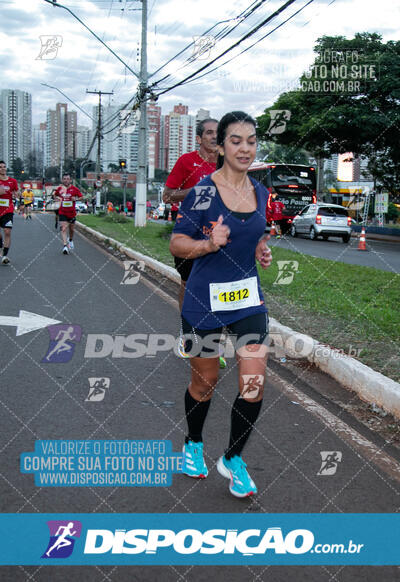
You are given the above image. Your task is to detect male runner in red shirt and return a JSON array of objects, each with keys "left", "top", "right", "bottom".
[
  {"left": 54, "top": 173, "right": 83, "bottom": 254},
  {"left": 270, "top": 193, "right": 286, "bottom": 238},
  {"left": 0, "top": 160, "right": 19, "bottom": 265},
  {"left": 163, "top": 119, "right": 221, "bottom": 361},
  {"left": 163, "top": 118, "right": 218, "bottom": 308}
]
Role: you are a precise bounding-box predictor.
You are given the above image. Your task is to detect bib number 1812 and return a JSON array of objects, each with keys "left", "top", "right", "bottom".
[{"left": 219, "top": 288, "right": 249, "bottom": 303}]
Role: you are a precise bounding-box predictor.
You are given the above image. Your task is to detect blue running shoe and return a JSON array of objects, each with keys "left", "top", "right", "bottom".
[
  {"left": 217, "top": 455, "right": 257, "bottom": 497},
  {"left": 182, "top": 441, "right": 208, "bottom": 478}
]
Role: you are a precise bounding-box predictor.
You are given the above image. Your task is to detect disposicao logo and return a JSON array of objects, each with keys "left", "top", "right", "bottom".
[
  {"left": 83, "top": 527, "right": 314, "bottom": 555},
  {"left": 42, "top": 520, "right": 82, "bottom": 558}
]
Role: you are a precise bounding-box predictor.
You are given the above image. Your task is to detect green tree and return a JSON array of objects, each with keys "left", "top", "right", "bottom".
[
  {"left": 45, "top": 166, "right": 60, "bottom": 181},
  {"left": 11, "top": 157, "right": 24, "bottom": 180},
  {"left": 386, "top": 202, "right": 399, "bottom": 222},
  {"left": 257, "top": 33, "right": 400, "bottom": 193},
  {"left": 154, "top": 168, "right": 168, "bottom": 182},
  {"left": 258, "top": 141, "right": 310, "bottom": 165},
  {"left": 26, "top": 151, "right": 40, "bottom": 178}
]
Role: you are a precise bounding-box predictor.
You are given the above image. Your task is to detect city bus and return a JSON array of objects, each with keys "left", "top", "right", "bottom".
[{"left": 248, "top": 162, "right": 317, "bottom": 232}]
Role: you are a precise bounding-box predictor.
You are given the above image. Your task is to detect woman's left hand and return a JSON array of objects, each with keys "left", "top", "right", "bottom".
[{"left": 255, "top": 236, "right": 272, "bottom": 269}]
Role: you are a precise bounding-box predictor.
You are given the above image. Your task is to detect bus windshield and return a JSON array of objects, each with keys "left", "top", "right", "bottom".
[{"left": 271, "top": 165, "right": 315, "bottom": 187}]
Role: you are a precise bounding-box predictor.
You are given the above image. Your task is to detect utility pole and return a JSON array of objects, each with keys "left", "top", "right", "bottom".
[
  {"left": 86, "top": 89, "right": 113, "bottom": 177},
  {"left": 123, "top": 169, "right": 127, "bottom": 212},
  {"left": 316, "top": 157, "right": 324, "bottom": 200},
  {"left": 135, "top": 0, "right": 148, "bottom": 227}
]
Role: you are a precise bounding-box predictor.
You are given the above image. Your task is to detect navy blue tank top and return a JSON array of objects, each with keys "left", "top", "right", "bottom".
[{"left": 173, "top": 175, "right": 268, "bottom": 329}]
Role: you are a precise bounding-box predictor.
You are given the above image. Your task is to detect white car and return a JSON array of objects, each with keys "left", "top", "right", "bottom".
[
  {"left": 75, "top": 201, "right": 88, "bottom": 213},
  {"left": 291, "top": 203, "right": 352, "bottom": 243},
  {"left": 152, "top": 202, "right": 166, "bottom": 219}
]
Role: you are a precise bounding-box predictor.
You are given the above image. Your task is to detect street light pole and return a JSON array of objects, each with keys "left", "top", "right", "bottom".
[{"left": 135, "top": 0, "right": 148, "bottom": 227}]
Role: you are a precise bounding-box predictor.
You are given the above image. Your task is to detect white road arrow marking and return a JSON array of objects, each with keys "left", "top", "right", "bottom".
[{"left": 0, "top": 310, "right": 62, "bottom": 336}]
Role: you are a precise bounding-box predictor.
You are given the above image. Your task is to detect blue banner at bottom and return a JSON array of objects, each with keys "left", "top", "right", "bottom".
[{"left": 0, "top": 513, "right": 398, "bottom": 565}]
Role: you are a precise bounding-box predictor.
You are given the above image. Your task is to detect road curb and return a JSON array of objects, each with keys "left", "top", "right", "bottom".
[{"left": 77, "top": 221, "right": 400, "bottom": 419}]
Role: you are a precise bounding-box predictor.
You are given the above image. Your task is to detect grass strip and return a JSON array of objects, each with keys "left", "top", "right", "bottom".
[{"left": 78, "top": 215, "right": 399, "bottom": 380}]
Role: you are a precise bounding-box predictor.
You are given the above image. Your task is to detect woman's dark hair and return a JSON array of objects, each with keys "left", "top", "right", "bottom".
[{"left": 216, "top": 111, "right": 256, "bottom": 169}]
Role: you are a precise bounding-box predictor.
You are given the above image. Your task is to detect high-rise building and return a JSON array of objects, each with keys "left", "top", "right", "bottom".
[
  {"left": 76, "top": 125, "right": 91, "bottom": 160},
  {"left": 32, "top": 122, "right": 46, "bottom": 176},
  {"left": 196, "top": 108, "right": 211, "bottom": 124},
  {"left": 324, "top": 154, "right": 339, "bottom": 183},
  {"left": 0, "top": 89, "right": 32, "bottom": 170},
  {"left": 173, "top": 103, "right": 188, "bottom": 115},
  {"left": 119, "top": 109, "right": 139, "bottom": 174},
  {"left": 147, "top": 103, "right": 161, "bottom": 178},
  {"left": 46, "top": 103, "right": 77, "bottom": 168},
  {"left": 353, "top": 155, "right": 373, "bottom": 181},
  {"left": 164, "top": 103, "right": 196, "bottom": 172},
  {"left": 92, "top": 104, "right": 121, "bottom": 170},
  {"left": 160, "top": 114, "right": 169, "bottom": 171}
]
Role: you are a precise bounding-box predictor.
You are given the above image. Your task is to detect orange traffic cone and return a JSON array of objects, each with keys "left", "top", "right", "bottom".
[
  {"left": 168, "top": 210, "right": 172, "bottom": 222},
  {"left": 270, "top": 221, "right": 277, "bottom": 236},
  {"left": 358, "top": 227, "right": 367, "bottom": 251}
]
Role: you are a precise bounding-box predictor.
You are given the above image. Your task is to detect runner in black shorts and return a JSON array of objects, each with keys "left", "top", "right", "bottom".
[
  {"left": 54, "top": 174, "right": 83, "bottom": 254},
  {"left": 170, "top": 111, "right": 272, "bottom": 498},
  {"left": 164, "top": 119, "right": 220, "bottom": 360},
  {"left": 164, "top": 118, "right": 219, "bottom": 306},
  {"left": 0, "top": 161, "right": 18, "bottom": 264}
]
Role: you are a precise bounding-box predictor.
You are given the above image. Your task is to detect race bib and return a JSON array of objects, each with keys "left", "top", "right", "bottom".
[
  {"left": 209, "top": 276, "right": 260, "bottom": 312},
  {"left": 0, "top": 198, "right": 9, "bottom": 207},
  {"left": 62, "top": 200, "right": 73, "bottom": 207}
]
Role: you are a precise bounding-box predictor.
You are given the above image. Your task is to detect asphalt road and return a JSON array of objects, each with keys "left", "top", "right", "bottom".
[
  {"left": 0, "top": 212, "right": 399, "bottom": 581},
  {"left": 268, "top": 233, "right": 400, "bottom": 273},
  {"left": 152, "top": 217, "right": 400, "bottom": 272}
]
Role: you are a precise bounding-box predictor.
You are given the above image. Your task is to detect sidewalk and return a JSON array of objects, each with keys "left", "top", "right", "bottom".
[{"left": 352, "top": 225, "right": 400, "bottom": 243}]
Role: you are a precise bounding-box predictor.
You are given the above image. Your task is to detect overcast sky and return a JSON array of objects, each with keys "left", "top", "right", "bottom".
[{"left": 0, "top": 0, "right": 398, "bottom": 126}]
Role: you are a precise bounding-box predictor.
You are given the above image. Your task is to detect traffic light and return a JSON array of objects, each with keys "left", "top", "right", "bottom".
[{"left": 119, "top": 159, "right": 127, "bottom": 170}]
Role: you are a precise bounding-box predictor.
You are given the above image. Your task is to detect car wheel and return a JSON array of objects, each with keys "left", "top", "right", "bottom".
[
  {"left": 342, "top": 233, "right": 351, "bottom": 243},
  {"left": 309, "top": 226, "right": 317, "bottom": 240},
  {"left": 290, "top": 225, "right": 297, "bottom": 237}
]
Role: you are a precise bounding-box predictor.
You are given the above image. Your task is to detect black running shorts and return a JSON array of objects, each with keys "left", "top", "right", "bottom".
[
  {"left": 181, "top": 312, "right": 269, "bottom": 357},
  {"left": 0, "top": 213, "right": 13, "bottom": 229},
  {"left": 59, "top": 215, "right": 76, "bottom": 224}
]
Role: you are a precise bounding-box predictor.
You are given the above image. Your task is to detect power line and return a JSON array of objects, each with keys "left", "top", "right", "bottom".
[
  {"left": 40, "top": 83, "right": 96, "bottom": 123},
  {"left": 43, "top": 0, "right": 139, "bottom": 79},
  {"left": 155, "top": 0, "right": 272, "bottom": 88},
  {"left": 176, "top": 0, "right": 316, "bottom": 88},
  {"left": 151, "top": 0, "right": 300, "bottom": 97},
  {"left": 149, "top": 0, "right": 266, "bottom": 80}
]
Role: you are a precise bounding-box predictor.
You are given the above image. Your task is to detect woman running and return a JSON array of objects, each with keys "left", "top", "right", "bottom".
[{"left": 170, "top": 111, "right": 272, "bottom": 498}]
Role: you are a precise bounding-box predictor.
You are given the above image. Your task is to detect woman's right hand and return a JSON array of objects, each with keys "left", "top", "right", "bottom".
[{"left": 208, "top": 215, "right": 230, "bottom": 252}]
